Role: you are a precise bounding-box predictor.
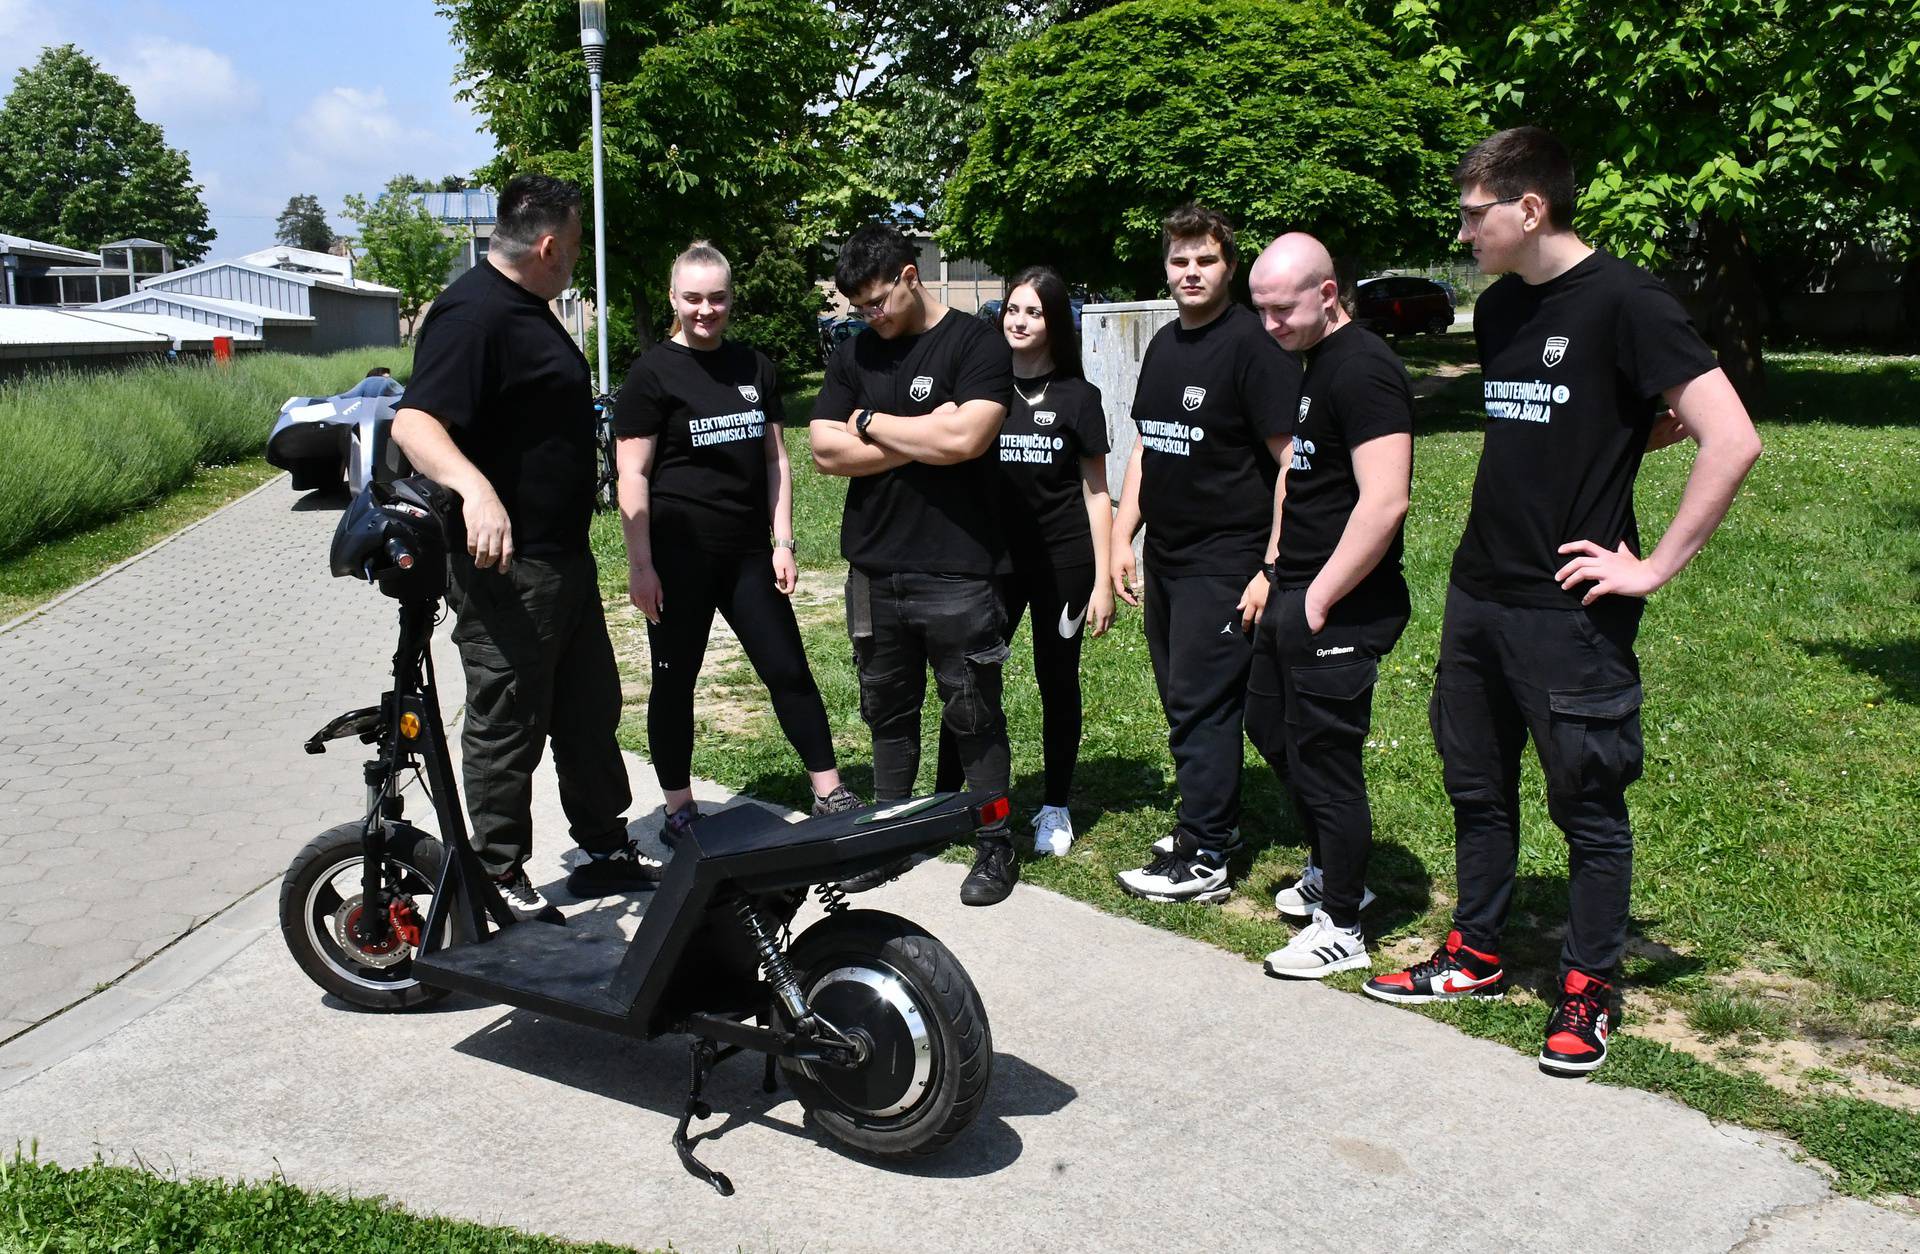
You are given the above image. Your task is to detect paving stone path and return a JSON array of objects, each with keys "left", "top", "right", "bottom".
[{"left": 0, "top": 482, "right": 382, "bottom": 1038}]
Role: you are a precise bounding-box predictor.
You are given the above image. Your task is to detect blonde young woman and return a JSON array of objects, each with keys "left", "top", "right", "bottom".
[{"left": 608, "top": 243, "right": 858, "bottom": 859}]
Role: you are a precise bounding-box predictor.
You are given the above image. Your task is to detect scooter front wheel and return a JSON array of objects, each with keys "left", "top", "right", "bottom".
[
  {"left": 279, "top": 821, "right": 451, "bottom": 1011},
  {"left": 782, "top": 909, "right": 992, "bottom": 1158}
]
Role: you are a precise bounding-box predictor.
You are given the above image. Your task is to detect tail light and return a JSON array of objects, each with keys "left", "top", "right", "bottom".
[{"left": 973, "top": 795, "right": 1009, "bottom": 827}]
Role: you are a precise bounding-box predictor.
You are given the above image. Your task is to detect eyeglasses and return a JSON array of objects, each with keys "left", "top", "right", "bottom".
[
  {"left": 1459, "top": 195, "right": 1523, "bottom": 231},
  {"left": 850, "top": 271, "right": 905, "bottom": 316}
]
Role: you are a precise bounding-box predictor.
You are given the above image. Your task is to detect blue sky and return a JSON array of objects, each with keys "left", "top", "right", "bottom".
[{"left": 0, "top": 0, "right": 500, "bottom": 255}]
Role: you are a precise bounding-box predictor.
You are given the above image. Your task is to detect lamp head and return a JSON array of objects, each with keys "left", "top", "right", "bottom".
[{"left": 578, "top": 0, "right": 607, "bottom": 47}]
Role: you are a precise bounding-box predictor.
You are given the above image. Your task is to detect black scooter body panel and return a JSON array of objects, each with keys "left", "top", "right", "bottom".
[{"left": 409, "top": 793, "right": 988, "bottom": 1038}]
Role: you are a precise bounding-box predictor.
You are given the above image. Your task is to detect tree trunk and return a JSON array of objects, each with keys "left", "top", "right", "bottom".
[
  {"left": 1698, "top": 213, "right": 1769, "bottom": 415},
  {"left": 1901, "top": 244, "right": 1920, "bottom": 352}
]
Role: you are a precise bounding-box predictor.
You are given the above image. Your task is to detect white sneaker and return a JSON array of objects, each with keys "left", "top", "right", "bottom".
[
  {"left": 1264, "top": 909, "right": 1369, "bottom": 979},
  {"left": 1116, "top": 845, "right": 1230, "bottom": 903},
  {"left": 1273, "top": 862, "right": 1376, "bottom": 920},
  {"left": 1032, "top": 805, "right": 1074, "bottom": 856},
  {"left": 1151, "top": 828, "right": 1240, "bottom": 857}
]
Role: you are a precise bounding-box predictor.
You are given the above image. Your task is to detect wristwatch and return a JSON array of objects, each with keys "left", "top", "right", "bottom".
[
  {"left": 855, "top": 409, "right": 876, "bottom": 443},
  {"left": 773, "top": 538, "right": 797, "bottom": 552}
]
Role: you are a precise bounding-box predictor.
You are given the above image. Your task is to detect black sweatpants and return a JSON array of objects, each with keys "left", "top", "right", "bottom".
[
  {"left": 1430, "top": 583, "right": 1645, "bottom": 980},
  {"left": 1245, "top": 581, "right": 1410, "bottom": 929},
  {"left": 1143, "top": 566, "right": 1256, "bottom": 857},
  {"left": 847, "top": 568, "right": 1011, "bottom": 828},
  {"left": 934, "top": 560, "right": 1094, "bottom": 806},
  {"left": 446, "top": 550, "right": 632, "bottom": 878},
  {"left": 647, "top": 543, "right": 836, "bottom": 792}
]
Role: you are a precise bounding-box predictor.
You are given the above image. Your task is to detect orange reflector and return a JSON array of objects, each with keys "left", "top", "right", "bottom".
[
  {"left": 975, "top": 795, "right": 1009, "bottom": 827},
  {"left": 399, "top": 712, "right": 420, "bottom": 739},
  {"left": 395, "top": 552, "right": 414, "bottom": 569}
]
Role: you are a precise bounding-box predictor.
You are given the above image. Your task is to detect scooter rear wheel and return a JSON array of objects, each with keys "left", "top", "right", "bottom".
[
  {"left": 782, "top": 909, "right": 992, "bottom": 1158},
  {"left": 279, "top": 821, "right": 451, "bottom": 1011}
]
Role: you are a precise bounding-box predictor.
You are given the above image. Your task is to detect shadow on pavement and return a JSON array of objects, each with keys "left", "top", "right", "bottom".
[
  {"left": 293, "top": 486, "right": 352, "bottom": 512},
  {"left": 450, "top": 1007, "right": 1076, "bottom": 1180}
]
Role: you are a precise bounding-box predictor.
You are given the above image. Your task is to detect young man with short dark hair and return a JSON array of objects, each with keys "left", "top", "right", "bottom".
[
  {"left": 392, "top": 173, "right": 663, "bottom": 922},
  {"left": 1110, "top": 204, "right": 1301, "bottom": 902},
  {"left": 810, "top": 223, "right": 1021, "bottom": 906},
  {"left": 1245, "top": 232, "right": 1413, "bottom": 978},
  {"left": 1364, "top": 128, "right": 1762, "bottom": 1078}
]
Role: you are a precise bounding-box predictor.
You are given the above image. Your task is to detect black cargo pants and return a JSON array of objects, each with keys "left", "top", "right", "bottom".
[
  {"left": 1429, "top": 583, "right": 1645, "bottom": 980},
  {"left": 1246, "top": 580, "right": 1410, "bottom": 929},
  {"left": 445, "top": 550, "right": 632, "bottom": 878}
]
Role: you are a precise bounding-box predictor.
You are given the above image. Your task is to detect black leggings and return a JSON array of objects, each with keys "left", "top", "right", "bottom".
[
  {"left": 936, "top": 561, "right": 1093, "bottom": 806},
  {"left": 646, "top": 544, "right": 836, "bottom": 791}
]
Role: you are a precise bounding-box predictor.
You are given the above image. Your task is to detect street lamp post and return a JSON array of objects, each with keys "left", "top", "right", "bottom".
[{"left": 579, "top": 0, "right": 611, "bottom": 395}]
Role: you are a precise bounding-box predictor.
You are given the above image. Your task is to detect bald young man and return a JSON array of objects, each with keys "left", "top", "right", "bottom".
[{"left": 1244, "top": 234, "right": 1415, "bottom": 978}]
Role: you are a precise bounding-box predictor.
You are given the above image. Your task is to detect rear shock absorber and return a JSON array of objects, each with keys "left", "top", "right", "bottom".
[{"left": 734, "top": 898, "right": 810, "bottom": 1027}]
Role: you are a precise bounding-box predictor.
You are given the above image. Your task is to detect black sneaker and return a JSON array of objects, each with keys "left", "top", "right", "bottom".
[
  {"left": 565, "top": 840, "right": 666, "bottom": 897},
  {"left": 493, "top": 867, "right": 565, "bottom": 925},
  {"left": 1540, "top": 970, "right": 1613, "bottom": 1077},
  {"left": 659, "top": 802, "right": 699, "bottom": 848},
  {"left": 834, "top": 850, "right": 935, "bottom": 894},
  {"left": 959, "top": 835, "right": 1018, "bottom": 907},
  {"left": 811, "top": 785, "right": 864, "bottom": 817}
]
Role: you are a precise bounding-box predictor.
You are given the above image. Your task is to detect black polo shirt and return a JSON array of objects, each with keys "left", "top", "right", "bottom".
[
  {"left": 812, "top": 309, "right": 1014, "bottom": 575},
  {"left": 403, "top": 261, "right": 596, "bottom": 556}
]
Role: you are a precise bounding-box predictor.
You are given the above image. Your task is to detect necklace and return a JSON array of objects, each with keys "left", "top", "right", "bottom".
[{"left": 1014, "top": 375, "right": 1050, "bottom": 407}]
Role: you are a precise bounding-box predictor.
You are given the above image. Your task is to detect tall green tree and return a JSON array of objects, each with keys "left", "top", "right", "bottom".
[
  {"left": 343, "top": 179, "right": 463, "bottom": 337},
  {"left": 0, "top": 45, "right": 214, "bottom": 262},
  {"left": 1343, "top": 0, "right": 1920, "bottom": 406},
  {"left": 436, "top": 0, "right": 841, "bottom": 369},
  {"left": 943, "top": 0, "right": 1478, "bottom": 293},
  {"left": 275, "top": 194, "right": 336, "bottom": 252}
]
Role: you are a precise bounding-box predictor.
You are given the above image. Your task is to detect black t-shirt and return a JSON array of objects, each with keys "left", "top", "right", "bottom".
[
  {"left": 811, "top": 309, "right": 1015, "bottom": 575},
  {"left": 614, "top": 340, "right": 783, "bottom": 555},
  {"left": 403, "top": 262, "right": 595, "bottom": 557},
  {"left": 1275, "top": 322, "right": 1414, "bottom": 596},
  {"left": 1453, "top": 250, "right": 1719, "bottom": 607},
  {"left": 989, "top": 373, "right": 1110, "bottom": 571},
  {"left": 1132, "top": 302, "right": 1300, "bottom": 576}
]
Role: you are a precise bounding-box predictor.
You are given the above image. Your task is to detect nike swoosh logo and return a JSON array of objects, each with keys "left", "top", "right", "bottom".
[
  {"left": 1058, "top": 602, "right": 1089, "bottom": 638},
  {"left": 1437, "top": 972, "right": 1494, "bottom": 994}
]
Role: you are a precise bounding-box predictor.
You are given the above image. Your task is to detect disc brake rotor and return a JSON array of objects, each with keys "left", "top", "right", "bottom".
[{"left": 332, "top": 894, "right": 411, "bottom": 969}]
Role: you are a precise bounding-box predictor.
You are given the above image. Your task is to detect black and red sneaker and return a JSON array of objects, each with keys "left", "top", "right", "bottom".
[
  {"left": 1362, "top": 930, "right": 1505, "bottom": 1004},
  {"left": 1539, "top": 970, "right": 1613, "bottom": 1076}
]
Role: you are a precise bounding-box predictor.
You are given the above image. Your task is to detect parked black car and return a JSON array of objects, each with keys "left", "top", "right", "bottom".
[
  {"left": 817, "top": 314, "right": 868, "bottom": 362},
  {"left": 977, "top": 296, "right": 1089, "bottom": 329},
  {"left": 1353, "top": 276, "right": 1455, "bottom": 337}
]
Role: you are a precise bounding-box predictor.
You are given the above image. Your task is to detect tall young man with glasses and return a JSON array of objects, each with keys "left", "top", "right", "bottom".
[
  {"left": 1110, "top": 204, "right": 1300, "bottom": 903},
  {"left": 1365, "top": 128, "right": 1762, "bottom": 1078},
  {"left": 811, "top": 223, "right": 1021, "bottom": 906}
]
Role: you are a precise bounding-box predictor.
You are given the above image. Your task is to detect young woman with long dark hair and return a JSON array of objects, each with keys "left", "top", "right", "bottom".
[{"left": 936, "top": 265, "right": 1113, "bottom": 854}]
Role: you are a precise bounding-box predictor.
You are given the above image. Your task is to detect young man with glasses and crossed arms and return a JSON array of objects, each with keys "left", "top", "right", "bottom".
[
  {"left": 1364, "top": 128, "right": 1761, "bottom": 1078},
  {"left": 810, "top": 224, "right": 1022, "bottom": 906}
]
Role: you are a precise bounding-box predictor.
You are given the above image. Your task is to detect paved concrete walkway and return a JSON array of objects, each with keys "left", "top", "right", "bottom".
[
  {"left": 0, "top": 481, "right": 382, "bottom": 1039},
  {"left": 2, "top": 482, "right": 1917, "bottom": 1251}
]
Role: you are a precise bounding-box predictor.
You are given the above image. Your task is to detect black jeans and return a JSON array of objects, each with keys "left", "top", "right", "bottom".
[
  {"left": 1431, "top": 583, "right": 1645, "bottom": 980},
  {"left": 1143, "top": 566, "right": 1256, "bottom": 856},
  {"left": 646, "top": 542, "right": 836, "bottom": 792},
  {"left": 1246, "top": 580, "right": 1410, "bottom": 928},
  {"left": 847, "top": 568, "right": 1011, "bottom": 828},
  {"left": 445, "top": 550, "right": 632, "bottom": 878},
  {"left": 934, "top": 559, "right": 1094, "bottom": 806}
]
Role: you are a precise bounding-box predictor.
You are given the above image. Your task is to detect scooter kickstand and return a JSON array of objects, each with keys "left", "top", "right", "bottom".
[{"left": 673, "top": 1038, "right": 735, "bottom": 1197}]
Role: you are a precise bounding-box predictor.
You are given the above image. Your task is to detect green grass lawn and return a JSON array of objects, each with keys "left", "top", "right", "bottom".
[
  {"left": 0, "top": 1150, "right": 646, "bottom": 1253},
  {"left": 593, "top": 346, "right": 1920, "bottom": 1196}
]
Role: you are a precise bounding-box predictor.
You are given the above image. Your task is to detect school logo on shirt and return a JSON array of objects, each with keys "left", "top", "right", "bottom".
[
  {"left": 1182, "top": 386, "right": 1206, "bottom": 412},
  {"left": 738, "top": 384, "right": 760, "bottom": 403},
  {"left": 1543, "top": 336, "right": 1570, "bottom": 367},
  {"left": 1032, "top": 410, "right": 1056, "bottom": 427},
  {"left": 1297, "top": 396, "right": 1312, "bottom": 424},
  {"left": 909, "top": 375, "right": 934, "bottom": 402}
]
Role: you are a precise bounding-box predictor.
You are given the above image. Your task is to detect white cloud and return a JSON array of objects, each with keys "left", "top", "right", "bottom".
[
  {"left": 0, "top": 0, "right": 63, "bottom": 87},
  {"left": 298, "top": 86, "right": 437, "bottom": 163},
  {"left": 113, "top": 38, "right": 260, "bottom": 123}
]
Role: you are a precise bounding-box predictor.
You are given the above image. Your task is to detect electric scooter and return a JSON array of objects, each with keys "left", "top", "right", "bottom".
[{"left": 278, "top": 478, "right": 1001, "bottom": 1194}]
